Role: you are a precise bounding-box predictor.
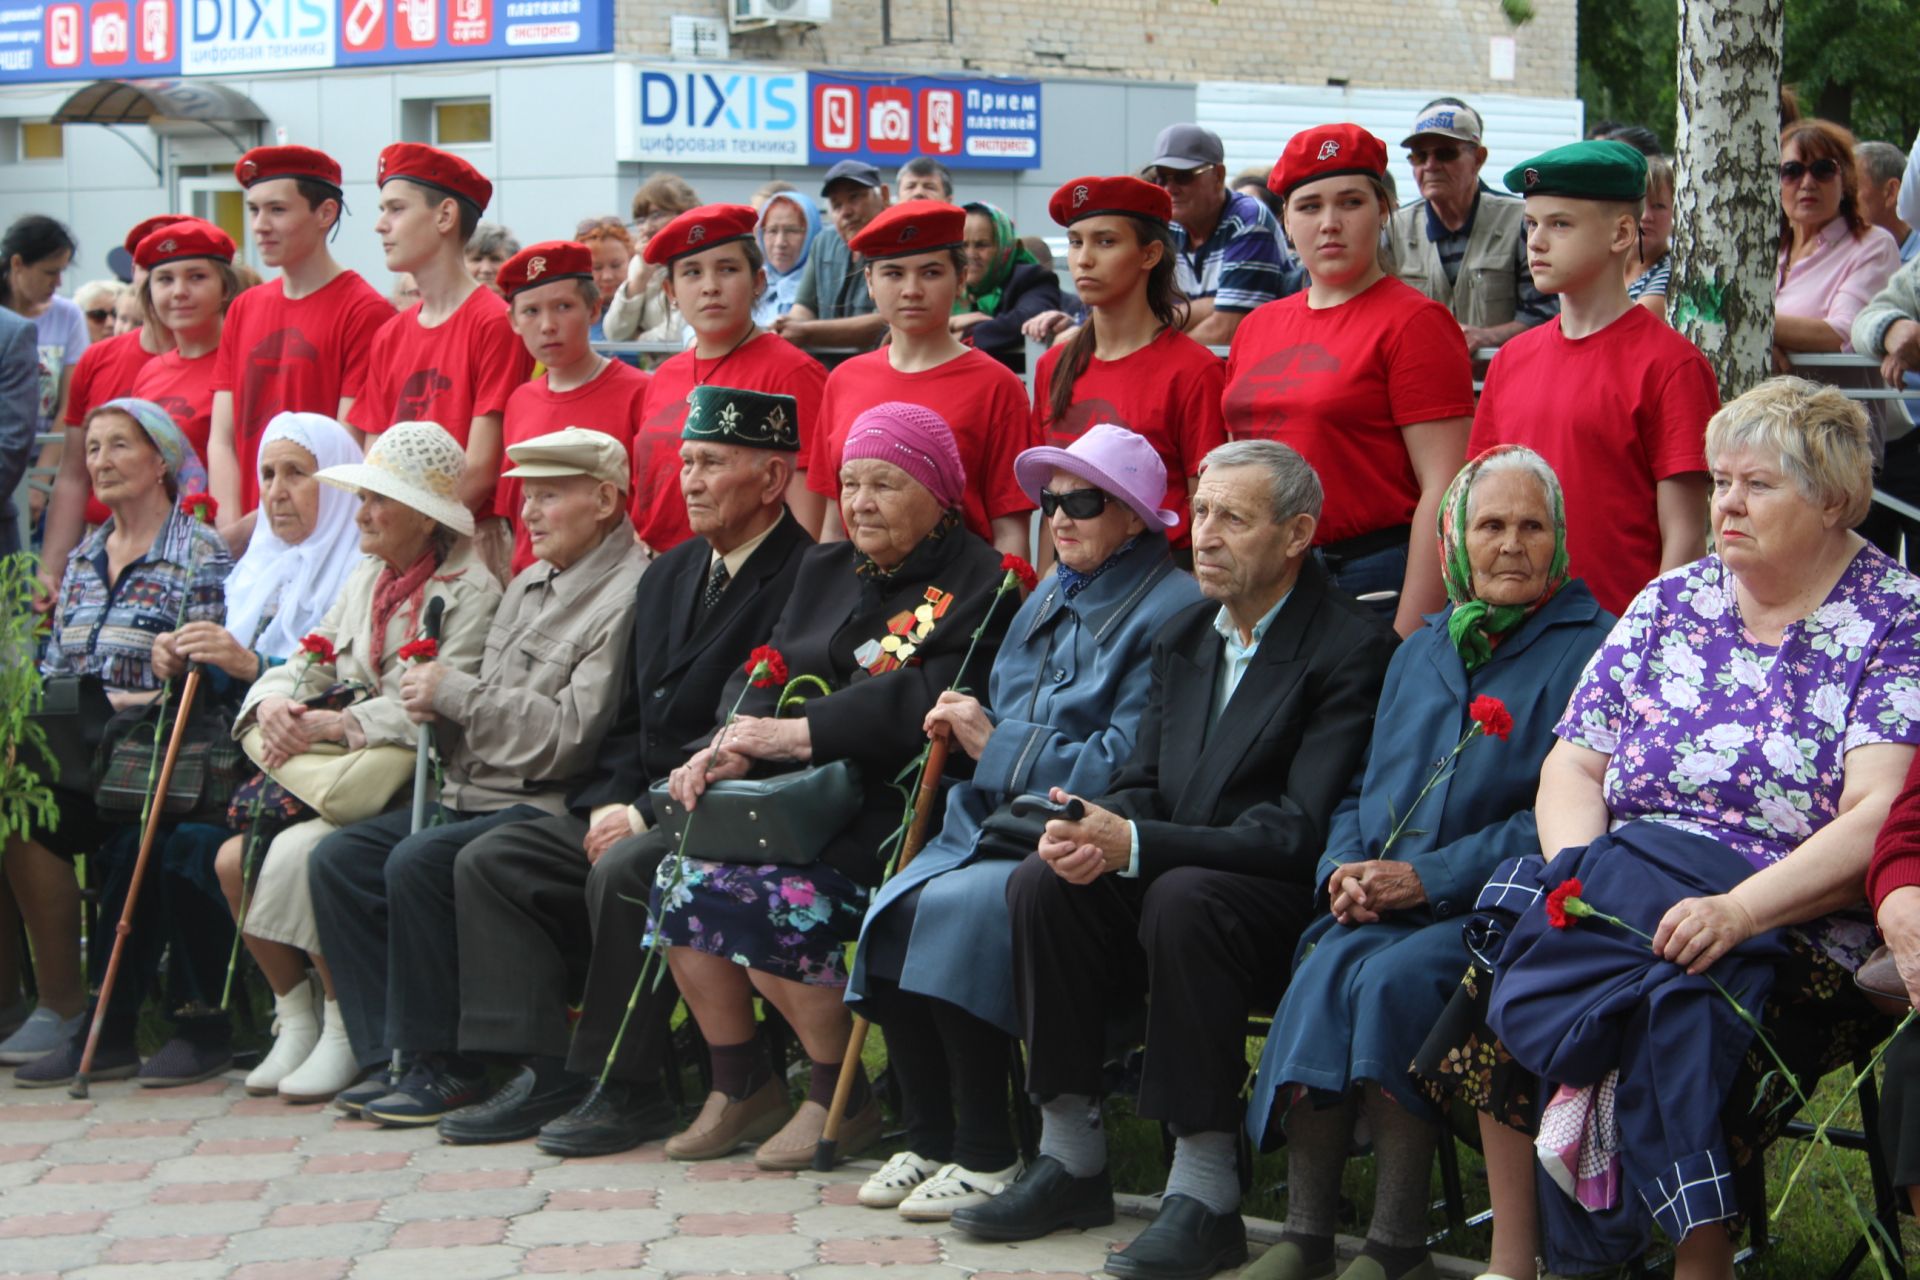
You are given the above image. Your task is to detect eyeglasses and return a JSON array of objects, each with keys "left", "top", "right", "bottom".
[
  {"left": 84, "top": 308, "right": 113, "bottom": 323},
  {"left": 1152, "top": 166, "right": 1214, "bottom": 188},
  {"left": 1779, "top": 158, "right": 1841, "bottom": 183},
  {"left": 1039, "top": 488, "right": 1110, "bottom": 519},
  {"left": 1407, "top": 144, "right": 1464, "bottom": 166}
]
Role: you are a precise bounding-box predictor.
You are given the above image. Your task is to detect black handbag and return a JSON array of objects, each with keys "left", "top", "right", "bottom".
[
  {"left": 649, "top": 760, "right": 864, "bottom": 867},
  {"left": 974, "top": 793, "right": 1086, "bottom": 861},
  {"left": 25, "top": 674, "right": 113, "bottom": 795},
  {"left": 92, "top": 684, "right": 244, "bottom": 825}
]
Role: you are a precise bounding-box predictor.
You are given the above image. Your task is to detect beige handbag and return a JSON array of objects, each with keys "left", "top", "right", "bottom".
[{"left": 239, "top": 726, "right": 415, "bottom": 828}]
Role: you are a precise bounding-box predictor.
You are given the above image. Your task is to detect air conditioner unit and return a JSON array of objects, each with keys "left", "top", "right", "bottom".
[{"left": 730, "top": 0, "right": 829, "bottom": 31}]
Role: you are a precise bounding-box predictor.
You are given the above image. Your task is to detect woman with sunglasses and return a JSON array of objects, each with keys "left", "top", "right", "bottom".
[{"left": 1774, "top": 119, "right": 1902, "bottom": 373}]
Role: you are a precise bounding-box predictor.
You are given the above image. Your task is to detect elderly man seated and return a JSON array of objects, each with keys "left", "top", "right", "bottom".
[
  {"left": 307, "top": 427, "right": 650, "bottom": 1126},
  {"left": 950, "top": 440, "right": 1396, "bottom": 1280},
  {"left": 445, "top": 386, "right": 813, "bottom": 1154}
]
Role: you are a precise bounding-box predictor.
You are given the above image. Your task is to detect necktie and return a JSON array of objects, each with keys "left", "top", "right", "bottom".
[{"left": 701, "top": 561, "right": 731, "bottom": 613}]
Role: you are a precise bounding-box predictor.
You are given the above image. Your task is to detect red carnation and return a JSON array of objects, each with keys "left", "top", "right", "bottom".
[
  {"left": 745, "top": 645, "right": 788, "bottom": 688},
  {"left": 298, "top": 633, "right": 337, "bottom": 664},
  {"left": 181, "top": 490, "right": 218, "bottom": 524},
  {"left": 1001, "top": 554, "right": 1039, "bottom": 594},
  {"left": 1546, "top": 878, "right": 1585, "bottom": 930},
  {"left": 398, "top": 638, "right": 439, "bottom": 663},
  {"left": 1469, "top": 695, "right": 1513, "bottom": 742}
]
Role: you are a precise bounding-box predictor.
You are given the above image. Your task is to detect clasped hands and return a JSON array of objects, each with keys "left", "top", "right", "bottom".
[
  {"left": 1035, "top": 787, "right": 1131, "bottom": 885},
  {"left": 667, "top": 716, "right": 813, "bottom": 812},
  {"left": 253, "top": 695, "right": 360, "bottom": 769},
  {"left": 1326, "top": 860, "right": 1427, "bottom": 925}
]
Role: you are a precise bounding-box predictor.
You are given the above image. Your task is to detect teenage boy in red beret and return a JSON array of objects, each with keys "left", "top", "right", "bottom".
[
  {"left": 350, "top": 143, "right": 534, "bottom": 580},
  {"left": 496, "top": 241, "right": 649, "bottom": 574},
  {"left": 208, "top": 146, "right": 393, "bottom": 540}
]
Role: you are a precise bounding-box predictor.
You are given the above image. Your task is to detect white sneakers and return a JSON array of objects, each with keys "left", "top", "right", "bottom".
[
  {"left": 856, "top": 1151, "right": 1024, "bottom": 1220},
  {"left": 245, "top": 983, "right": 321, "bottom": 1095},
  {"left": 275, "top": 998, "right": 360, "bottom": 1102}
]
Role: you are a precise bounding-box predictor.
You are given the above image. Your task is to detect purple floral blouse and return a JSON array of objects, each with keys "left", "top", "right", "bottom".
[{"left": 1556, "top": 548, "right": 1920, "bottom": 960}]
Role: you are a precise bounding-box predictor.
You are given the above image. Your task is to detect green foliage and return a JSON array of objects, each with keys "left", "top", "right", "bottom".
[{"left": 0, "top": 552, "right": 57, "bottom": 846}]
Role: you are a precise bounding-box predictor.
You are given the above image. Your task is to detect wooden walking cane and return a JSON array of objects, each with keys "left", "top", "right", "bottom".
[
  {"left": 71, "top": 667, "right": 204, "bottom": 1099},
  {"left": 814, "top": 723, "right": 952, "bottom": 1172}
]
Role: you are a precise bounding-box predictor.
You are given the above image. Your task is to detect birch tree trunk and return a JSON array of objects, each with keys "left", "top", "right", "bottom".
[{"left": 1670, "top": 0, "right": 1783, "bottom": 399}]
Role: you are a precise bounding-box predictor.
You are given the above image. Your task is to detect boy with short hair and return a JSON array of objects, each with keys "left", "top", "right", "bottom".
[
  {"left": 1468, "top": 139, "right": 1720, "bottom": 615},
  {"left": 210, "top": 146, "right": 394, "bottom": 532},
  {"left": 350, "top": 144, "right": 534, "bottom": 580}
]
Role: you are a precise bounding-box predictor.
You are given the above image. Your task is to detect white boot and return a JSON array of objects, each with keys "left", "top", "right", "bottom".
[
  {"left": 277, "top": 999, "right": 360, "bottom": 1103},
  {"left": 245, "top": 981, "right": 320, "bottom": 1096}
]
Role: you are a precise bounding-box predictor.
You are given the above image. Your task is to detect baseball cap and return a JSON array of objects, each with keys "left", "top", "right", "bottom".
[
  {"left": 1402, "top": 100, "right": 1486, "bottom": 147},
  {"left": 821, "top": 160, "right": 883, "bottom": 196},
  {"left": 1149, "top": 124, "right": 1225, "bottom": 171}
]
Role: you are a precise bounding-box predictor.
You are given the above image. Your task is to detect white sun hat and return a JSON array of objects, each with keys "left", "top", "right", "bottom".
[{"left": 314, "top": 420, "right": 475, "bottom": 538}]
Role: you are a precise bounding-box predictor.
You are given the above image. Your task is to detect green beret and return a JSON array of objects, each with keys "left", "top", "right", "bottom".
[
  {"left": 682, "top": 385, "right": 800, "bottom": 452},
  {"left": 1504, "top": 140, "right": 1648, "bottom": 202}
]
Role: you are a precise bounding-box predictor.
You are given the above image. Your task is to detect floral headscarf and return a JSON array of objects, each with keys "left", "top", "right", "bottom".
[
  {"left": 90, "top": 396, "right": 208, "bottom": 497},
  {"left": 960, "top": 202, "right": 1039, "bottom": 317},
  {"left": 1438, "top": 445, "right": 1569, "bottom": 672}
]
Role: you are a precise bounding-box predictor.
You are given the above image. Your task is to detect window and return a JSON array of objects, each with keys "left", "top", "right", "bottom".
[
  {"left": 19, "top": 121, "right": 63, "bottom": 161},
  {"left": 433, "top": 100, "right": 491, "bottom": 146}
]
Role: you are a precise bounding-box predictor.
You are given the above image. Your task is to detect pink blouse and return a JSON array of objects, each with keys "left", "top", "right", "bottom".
[{"left": 1775, "top": 218, "right": 1903, "bottom": 351}]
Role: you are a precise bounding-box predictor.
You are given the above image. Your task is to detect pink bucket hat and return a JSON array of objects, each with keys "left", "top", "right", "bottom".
[
  {"left": 840, "top": 401, "right": 967, "bottom": 510},
  {"left": 1014, "top": 423, "right": 1179, "bottom": 530}
]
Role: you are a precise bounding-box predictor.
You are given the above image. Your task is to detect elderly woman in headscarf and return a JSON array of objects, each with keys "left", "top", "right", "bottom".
[
  {"left": 754, "top": 190, "right": 820, "bottom": 328},
  {"left": 1241, "top": 446, "right": 1612, "bottom": 1280},
  {"left": 224, "top": 421, "right": 500, "bottom": 1105},
  {"left": 652, "top": 401, "right": 1013, "bottom": 1172},
  {"left": 950, "top": 202, "right": 1064, "bottom": 373},
  {"left": 4, "top": 398, "right": 231, "bottom": 1083}
]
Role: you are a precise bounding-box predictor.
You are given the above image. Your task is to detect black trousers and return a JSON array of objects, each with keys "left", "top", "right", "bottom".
[
  {"left": 1880, "top": 1017, "right": 1920, "bottom": 1190},
  {"left": 90, "top": 827, "right": 234, "bottom": 1050},
  {"left": 308, "top": 804, "right": 542, "bottom": 1067},
  {"left": 1006, "top": 856, "right": 1312, "bottom": 1136}
]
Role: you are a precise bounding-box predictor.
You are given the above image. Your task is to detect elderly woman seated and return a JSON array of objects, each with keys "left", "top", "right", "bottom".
[
  {"left": 226, "top": 421, "right": 500, "bottom": 1104},
  {"left": 1242, "top": 447, "right": 1612, "bottom": 1280},
  {"left": 657, "top": 402, "right": 1013, "bottom": 1170},
  {"left": 5, "top": 399, "right": 231, "bottom": 1084},
  {"left": 846, "top": 424, "right": 1202, "bottom": 1220},
  {"left": 1427, "top": 379, "right": 1920, "bottom": 1280}
]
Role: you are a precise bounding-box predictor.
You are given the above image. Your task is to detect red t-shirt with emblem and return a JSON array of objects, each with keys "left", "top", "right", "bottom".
[
  {"left": 131, "top": 348, "right": 218, "bottom": 462},
  {"left": 498, "top": 359, "right": 651, "bottom": 575},
  {"left": 1222, "top": 276, "right": 1474, "bottom": 546},
  {"left": 1031, "top": 329, "right": 1225, "bottom": 548},
  {"left": 65, "top": 330, "right": 158, "bottom": 525},
  {"left": 630, "top": 334, "right": 828, "bottom": 554},
  {"left": 212, "top": 270, "right": 393, "bottom": 512},
  {"left": 1469, "top": 305, "right": 1719, "bottom": 615},
  {"left": 807, "top": 348, "right": 1037, "bottom": 540}
]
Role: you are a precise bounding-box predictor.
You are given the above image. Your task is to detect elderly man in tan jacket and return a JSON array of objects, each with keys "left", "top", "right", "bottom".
[{"left": 307, "top": 427, "right": 650, "bottom": 1127}]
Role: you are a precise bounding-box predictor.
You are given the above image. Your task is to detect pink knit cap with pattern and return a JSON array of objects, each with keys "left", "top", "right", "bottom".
[{"left": 839, "top": 401, "right": 967, "bottom": 510}]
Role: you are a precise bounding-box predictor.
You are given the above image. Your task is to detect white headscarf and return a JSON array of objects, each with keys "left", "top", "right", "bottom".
[{"left": 222, "top": 413, "right": 366, "bottom": 660}]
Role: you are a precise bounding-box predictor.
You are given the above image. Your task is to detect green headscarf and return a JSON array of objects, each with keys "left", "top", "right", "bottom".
[
  {"left": 960, "top": 201, "right": 1038, "bottom": 316},
  {"left": 1438, "top": 445, "right": 1569, "bottom": 672}
]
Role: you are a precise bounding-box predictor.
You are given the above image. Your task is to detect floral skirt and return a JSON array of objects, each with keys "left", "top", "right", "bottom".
[{"left": 650, "top": 857, "right": 870, "bottom": 987}]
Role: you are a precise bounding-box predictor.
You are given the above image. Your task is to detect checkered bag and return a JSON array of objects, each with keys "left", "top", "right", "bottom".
[{"left": 92, "top": 688, "right": 245, "bottom": 825}]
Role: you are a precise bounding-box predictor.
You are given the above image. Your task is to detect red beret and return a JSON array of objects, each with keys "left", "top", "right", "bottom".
[
  {"left": 376, "top": 143, "right": 492, "bottom": 214},
  {"left": 1048, "top": 176, "right": 1172, "bottom": 228},
  {"left": 1268, "top": 124, "right": 1389, "bottom": 201},
  {"left": 642, "top": 204, "right": 759, "bottom": 267},
  {"left": 134, "top": 220, "right": 236, "bottom": 269},
  {"left": 236, "top": 145, "right": 342, "bottom": 191},
  {"left": 848, "top": 200, "right": 966, "bottom": 260},
  {"left": 498, "top": 240, "right": 594, "bottom": 297},
  {"left": 123, "top": 213, "right": 188, "bottom": 259}
]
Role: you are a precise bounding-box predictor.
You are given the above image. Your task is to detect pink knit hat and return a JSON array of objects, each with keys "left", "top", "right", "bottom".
[{"left": 840, "top": 401, "right": 967, "bottom": 510}]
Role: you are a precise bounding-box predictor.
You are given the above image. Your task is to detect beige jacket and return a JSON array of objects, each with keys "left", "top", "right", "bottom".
[
  {"left": 235, "top": 541, "right": 501, "bottom": 751},
  {"left": 430, "top": 526, "right": 650, "bottom": 814},
  {"left": 1384, "top": 191, "right": 1528, "bottom": 329}
]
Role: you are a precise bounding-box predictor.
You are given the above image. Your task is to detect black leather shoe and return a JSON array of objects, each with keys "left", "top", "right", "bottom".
[
  {"left": 949, "top": 1154, "right": 1114, "bottom": 1242},
  {"left": 1102, "top": 1194, "right": 1247, "bottom": 1280},
  {"left": 438, "top": 1065, "right": 592, "bottom": 1145},
  {"left": 535, "top": 1080, "right": 676, "bottom": 1157}
]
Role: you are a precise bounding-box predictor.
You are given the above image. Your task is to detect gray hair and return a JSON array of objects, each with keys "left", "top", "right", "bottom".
[
  {"left": 1200, "top": 439, "right": 1323, "bottom": 523},
  {"left": 1705, "top": 376, "right": 1875, "bottom": 526},
  {"left": 1858, "top": 140, "right": 1909, "bottom": 187},
  {"left": 467, "top": 221, "right": 519, "bottom": 260},
  {"left": 1469, "top": 446, "right": 1563, "bottom": 519},
  {"left": 896, "top": 156, "right": 954, "bottom": 199}
]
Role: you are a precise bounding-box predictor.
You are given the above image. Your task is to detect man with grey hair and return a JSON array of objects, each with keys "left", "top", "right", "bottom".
[
  {"left": 953, "top": 439, "right": 1395, "bottom": 1280},
  {"left": 1858, "top": 140, "right": 1918, "bottom": 263},
  {"left": 896, "top": 156, "right": 955, "bottom": 203},
  {"left": 464, "top": 222, "right": 521, "bottom": 292}
]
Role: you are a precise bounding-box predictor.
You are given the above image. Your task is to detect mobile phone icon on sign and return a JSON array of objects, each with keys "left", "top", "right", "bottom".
[
  {"left": 920, "top": 89, "right": 958, "bottom": 154},
  {"left": 47, "top": 4, "right": 82, "bottom": 66},
  {"left": 817, "top": 85, "right": 855, "bottom": 151},
  {"left": 137, "top": 0, "right": 170, "bottom": 61},
  {"left": 345, "top": 0, "right": 384, "bottom": 50}
]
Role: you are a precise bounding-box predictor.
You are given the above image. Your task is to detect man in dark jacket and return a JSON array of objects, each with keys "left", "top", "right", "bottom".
[
  {"left": 436, "top": 386, "right": 812, "bottom": 1153},
  {"left": 951, "top": 440, "right": 1395, "bottom": 1280}
]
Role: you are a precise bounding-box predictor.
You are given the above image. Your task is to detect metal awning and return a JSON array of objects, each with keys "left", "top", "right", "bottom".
[{"left": 52, "top": 78, "right": 265, "bottom": 149}]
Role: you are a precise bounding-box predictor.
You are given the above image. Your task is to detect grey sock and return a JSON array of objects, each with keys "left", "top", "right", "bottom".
[
  {"left": 1037, "top": 1093, "right": 1106, "bottom": 1177},
  {"left": 1362, "top": 1093, "right": 1440, "bottom": 1251},
  {"left": 1165, "top": 1129, "right": 1241, "bottom": 1215},
  {"left": 1282, "top": 1096, "right": 1356, "bottom": 1239}
]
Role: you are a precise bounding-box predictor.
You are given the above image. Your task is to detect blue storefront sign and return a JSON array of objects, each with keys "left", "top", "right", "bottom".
[{"left": 807, "top": 71, "right": 1040, "bottom": 169}]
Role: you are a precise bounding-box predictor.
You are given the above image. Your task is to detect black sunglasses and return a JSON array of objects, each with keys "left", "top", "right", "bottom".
[
  {"left": 1779, "top": 158, "right": 1841, "bottom": 183},
  {"left": 1408, "top": 143, "right": 1464, "bottom": 166},
  {"left": 85, "top": 308, "right": 113, "bottom": 323},
  {"left": 1040, "top": 488, "right": 1110, "bottom": 519}
]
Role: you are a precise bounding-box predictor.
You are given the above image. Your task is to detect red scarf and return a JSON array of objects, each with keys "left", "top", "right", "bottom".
[{"left": 370, "top": 550, "right": 439, "bottom": 665}]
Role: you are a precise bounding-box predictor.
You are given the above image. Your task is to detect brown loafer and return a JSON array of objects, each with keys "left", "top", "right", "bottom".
[
  {"left": 663, "top": 1077, "right": 789, "bottom": 1161},
  {"left": 754, "top": 1095, "right": 884, "bottom": 1170}
]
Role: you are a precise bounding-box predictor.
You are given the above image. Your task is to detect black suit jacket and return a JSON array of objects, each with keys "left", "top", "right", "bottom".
[
  {"left": 1101, "top": 557, "right": 1395, "bottom": 883},
  {"left": 569, "top": 510, "right": 813, "bottom": 820}
]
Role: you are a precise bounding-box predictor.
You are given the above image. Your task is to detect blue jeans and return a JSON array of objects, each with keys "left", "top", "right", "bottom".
[{"left": 1317, "top": 541, "right": 1406, "bottom": 624}]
